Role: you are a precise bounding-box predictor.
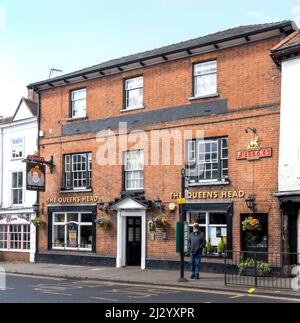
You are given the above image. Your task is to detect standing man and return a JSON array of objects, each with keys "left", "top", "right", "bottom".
[{"left": 189, "top": 224, "right": 206, "bottom": 279}]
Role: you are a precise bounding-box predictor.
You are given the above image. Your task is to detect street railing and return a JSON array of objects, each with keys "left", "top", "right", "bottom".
[{"left": 224, "top": 251, "right": 300, "bottom": 291}]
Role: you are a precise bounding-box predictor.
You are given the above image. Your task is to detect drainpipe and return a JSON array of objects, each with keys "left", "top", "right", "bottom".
[
  {"left": 33, "top": 89, "right": 41, "bottom": 261},
  {"left": 0, "top": 125, "right": 3, "bottom": 207}
]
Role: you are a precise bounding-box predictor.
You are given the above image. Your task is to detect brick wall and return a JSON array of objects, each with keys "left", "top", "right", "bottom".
[{"left": 37, "top": 35, "right": 282, "bottom": 262}]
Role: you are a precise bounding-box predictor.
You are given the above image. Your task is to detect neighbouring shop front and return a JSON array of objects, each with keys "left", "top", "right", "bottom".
[
  {"left": 0, "top": 212, "right": 36, "bottom": 262},
  {"left": 278, "top": 194, "right": 300, "bottom": 264}
]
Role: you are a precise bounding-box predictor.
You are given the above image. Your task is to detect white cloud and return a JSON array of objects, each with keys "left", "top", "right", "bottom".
[
  {"left": 0, "top": 6, "right": 6, "bottom": 31},
  {"left": 247, "top": 11, "right": 281, "bottom": 23},
  {"left": 292, "top": 5, "right": 300, "bottom": 25}
]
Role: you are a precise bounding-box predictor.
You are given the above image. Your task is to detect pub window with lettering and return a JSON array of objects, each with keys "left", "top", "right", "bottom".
[
  {"left": 187, "top": 211, "right": 227, "bottom": 254},
  {"left": 63, "top": 153, "right": 92, "bottom": 190},
  {"left": 52, "top": 213, "right": 93, "bottom": 251},
  {"left": 187, "top": 137, "right": 228, "bottom": 184}
]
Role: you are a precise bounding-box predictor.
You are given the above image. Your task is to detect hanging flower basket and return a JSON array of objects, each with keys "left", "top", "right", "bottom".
[
  {"left": 31, "top": 217, "right": 45, "bottom": 228},
  {"left": 153, "top": 216, "right": 168, "bottom": 228},
  {"left": 95, "top": 217, "right": 111, "bottom": 230},
  {"left": 242, "top": 217, "right": 261, "bottom": 232}
]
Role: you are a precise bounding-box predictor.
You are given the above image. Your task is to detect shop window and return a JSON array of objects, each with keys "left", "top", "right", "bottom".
[
  {"left": 187, "top": 211, "right": 228, "bottom": 254},
  {"left": 52, "top": 212, "right": 93, "bottom": 251},
  {"left": 0, "top": 224, "right": 30, "bottom": 251}
]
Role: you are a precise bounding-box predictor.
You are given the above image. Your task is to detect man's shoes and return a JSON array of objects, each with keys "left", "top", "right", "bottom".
[
  {"left": 190, "top": 274, "right": 196, "bottom": 279},
  {"left": 195, "top": 275, "right": 200, "bottom": 280}
]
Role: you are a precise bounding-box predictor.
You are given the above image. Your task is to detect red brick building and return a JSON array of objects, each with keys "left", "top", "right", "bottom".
[{"left": 27, "top": 21, "right": 297, "bottom": 270}]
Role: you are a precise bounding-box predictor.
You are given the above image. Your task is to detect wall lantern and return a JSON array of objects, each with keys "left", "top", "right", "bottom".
[
  {"left": 154, "top": 198, "right": 163, "bottom": 209},
  {"left": 245, "top": 195, "right": 256, "bottom": 212},
  {"left": 154, "top": 197, "right": 165, "bottom": 213},
  {"left": 33, "top": 202, "right": 40, "bottom": 214},
  {"left": 97, "top": 200, "right": 105, "bottom": 211}
]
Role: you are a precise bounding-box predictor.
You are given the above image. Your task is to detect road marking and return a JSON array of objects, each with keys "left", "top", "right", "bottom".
[
  {"left": 229, "top": 295, "right": 244, "bottom": 299},
  {"left": 39, "top": 291, "right": 72, "bottom": 296},
  {"left": 247, "top": 294, "right": 300, "bottom": 303},
  {"left": 7, "top": 273, "right": 66, "bottom": 281},
  {"left": 90, "top": 296, "right": 119, "bottom": 302}
]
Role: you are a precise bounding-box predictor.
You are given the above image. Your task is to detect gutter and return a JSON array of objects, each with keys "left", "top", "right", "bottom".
[{"left": 27, "top": 21, "right": 297, "bottom": 90}]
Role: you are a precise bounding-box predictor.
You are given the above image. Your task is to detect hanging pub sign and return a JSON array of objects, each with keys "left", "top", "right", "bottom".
[
  {"left": 26, "top": 162, "right": 46, "bottom": 192},
  {"left": 236, "top": 135, "right": 272, "bottom": 161},
  {"left": 23, "top": 154, "right": 54, "bottom": 192}
]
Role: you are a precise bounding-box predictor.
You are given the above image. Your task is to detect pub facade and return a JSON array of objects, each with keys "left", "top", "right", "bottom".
[{"left": 27, "top": 21, "right": 297, "bottom": 270}]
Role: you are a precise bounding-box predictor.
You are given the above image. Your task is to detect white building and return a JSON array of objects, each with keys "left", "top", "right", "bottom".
[
  {"left": 0, "top": 97, "right": 38, "bottom": 263},
  {"left": 272, "top": 30, "right": 300, "bottom": 257}
]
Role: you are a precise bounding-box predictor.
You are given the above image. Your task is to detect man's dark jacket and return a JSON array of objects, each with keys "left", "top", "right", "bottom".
[{"left": 189, "top": 232, "right": 206, "bottom": 255}]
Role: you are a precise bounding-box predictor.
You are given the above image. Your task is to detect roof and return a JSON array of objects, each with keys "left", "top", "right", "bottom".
[
  {"left": 28, "top": 20, "right": 297, "bottom": 91},
  {"left": 271, "top": 30, "right": 300, "bottom": 63},
  {"left": 0, "top": 116, "right": 13, "bottom": 125},
  {"left": 22, "top": 98, "right": 38, "bottom": 116}
]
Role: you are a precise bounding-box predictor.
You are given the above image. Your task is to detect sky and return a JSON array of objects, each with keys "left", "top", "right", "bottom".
[{"left": 0, "top": 0, "right": 300, "bottom": 117}]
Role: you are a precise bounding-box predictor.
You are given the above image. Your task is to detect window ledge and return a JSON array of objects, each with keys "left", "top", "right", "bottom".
[
  {"left": 60, "top": 189, "right": 93, "bottom": 194},
  {"left": 189, "top": 93, "right": 219, "bottom": 101},
  {"left": 120, "top": 106, "right": 145, "bottom": 113},
  {"left": 188, "top": 181, "right": 229, "bottom": 187},
  {"left": 65, "top": 117, "right": 88, "bottom": 122}
]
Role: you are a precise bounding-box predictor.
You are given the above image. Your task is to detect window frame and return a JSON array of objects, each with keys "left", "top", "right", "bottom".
[
  {"left": 11, "top": 137, "right": 25, "bottom": 160},
  {"left": 193, "top": 60, "right": 217, "bottom": 98},
  {"left": 186, "top": 137, "right": 228, "bottom": 184},
  {"left": 187, "top": 211, "right": 228, "bottom": 250},
  {"left": 52, "top": 212, "right": 93, "bottom": 252},
  {"left": 63, "top": 153, "right": 92, "bottom": 191},
  {"left": 124, "top": 150, "right": 144, "bottom": 191},
  {"left": 124, "top": 76, "right": 144, "bottom": 110},
  {"left": 11, "top": 171, "right": 24, "bottom": 205},
  {"left": 0, "top": 224, "right": 30, "bottom": 252},
  {"left": 70, "top": 88, "right": 87, "bottom": 119}
]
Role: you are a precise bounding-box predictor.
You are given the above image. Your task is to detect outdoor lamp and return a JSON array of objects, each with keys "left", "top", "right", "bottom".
[
  {"left": 33, "top": 202, "right": 40, "bottom": 213},
  {"left": 154, "top": 198, "right": 163, "bottom": 209},
  {"left": 97, "top": 200, "right": 105, "bottom": 211},
  {"left": 245, "top": 195, "right": 256, "bottom": 212}
]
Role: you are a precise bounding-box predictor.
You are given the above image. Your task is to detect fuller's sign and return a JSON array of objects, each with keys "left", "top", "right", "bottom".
[
  {"left": 236, "top": 148, "right": 272, "bottom": 161},
  {"left": 237, "top": 135, "right": 272, "bottom": 161}
]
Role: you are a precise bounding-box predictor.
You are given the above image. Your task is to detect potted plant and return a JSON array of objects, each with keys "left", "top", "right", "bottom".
[
  {"left": 95, "top": 217, "right": 111, "bottom": 230},
  {"left": 237, "top": 258, "right": 272, "bottom": 277},
  {"left": 242, "top": 217, "right": 261, "bottom": 232},
  {"left": 153, "top": 216, "right": 168, "bottom": 228},
  {"left": 217, "top": 240, "right": 225, "bottom": 257},
  {"left": 32, "top": 217, "right": 45, "bottom": 228},
  {"left": 257, "top": 262, "right": 272, "bottom": 277},
  {"left": 206, "top": 240, "right": 212, "bottom": 256}
]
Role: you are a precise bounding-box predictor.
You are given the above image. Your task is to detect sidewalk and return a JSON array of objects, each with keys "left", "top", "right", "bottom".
[{"left": 1, "top": 262, "right": 300, "bottom": 300}]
